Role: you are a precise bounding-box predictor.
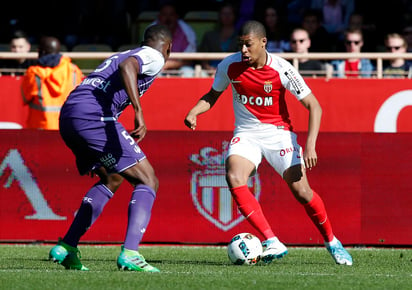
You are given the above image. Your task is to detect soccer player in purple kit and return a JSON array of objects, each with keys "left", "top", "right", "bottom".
[{"left": 48, "top": 24, "right": 172, "bottom": 272}]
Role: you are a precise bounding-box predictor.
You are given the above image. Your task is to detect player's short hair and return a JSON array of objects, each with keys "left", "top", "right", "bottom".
[
  {"left": 142, "top": 24, "right": 172, "bottom": 45},
  {"left": 240, "top": 20, "right": 266, "bottom": 38}
]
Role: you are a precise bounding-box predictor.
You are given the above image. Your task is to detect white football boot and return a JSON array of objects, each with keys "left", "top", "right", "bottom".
[
  {"left": 325, "top": 237, "right": 353, "bottom": 266},
  {"left": 261, "top": 237, "right": 288, "bottom": 264}
]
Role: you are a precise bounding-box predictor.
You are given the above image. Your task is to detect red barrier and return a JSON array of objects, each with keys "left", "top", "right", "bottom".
[
  {"left": 1, "top": 76, "right": 411, "bottom": 132},
  {"left": 0, "top": 76, "right": 28, "bottom": 128},
  {"left": 1, "top": 130, "right": 411, "bottom": 245}
]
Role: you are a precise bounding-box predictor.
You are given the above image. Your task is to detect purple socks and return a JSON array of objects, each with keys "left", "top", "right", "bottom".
[
  {"left": 62, "top": 183, "right": 156, "bottom": 251},
  {"left": 123, "top": 184, "right": 156, "bottom": 251},
  {"left": 63, "top": 182, "right": 113, "bottom": 247}
]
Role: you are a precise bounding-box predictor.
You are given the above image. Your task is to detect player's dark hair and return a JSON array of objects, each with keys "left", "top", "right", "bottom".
[
  {"left": 240, "top": 20, "right": 266, "bottom": 38},
  {"left": 142, "top": 24, "right": 172, "bottom": 46}
]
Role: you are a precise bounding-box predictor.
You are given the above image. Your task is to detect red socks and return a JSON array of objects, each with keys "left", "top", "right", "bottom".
[
  {"left": 231, "top": 186, "right": 334, "bottom": 243},
  {"left": 303, "top": 191, "right": 334, "bottom": 242},
  {"left": 230, "top": 185, "right": 274, "bottom": 239}
]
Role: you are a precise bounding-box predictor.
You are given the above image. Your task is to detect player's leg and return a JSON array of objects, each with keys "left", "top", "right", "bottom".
[
  {"left": 283, "top": 165, "right": 352, "bottom": 265},
  {"left": 120, "top": 159, "right": 158, "bottom": 252},
  {"left": 227, "top": 134, "right": 288, "bottom": 263},
  {"left": 226, "top": 155, "right": 275, "bottom": 239},
  {"left": 49, "top": 168, "right": 122, "bottom": 270},
  {"left": 265, "top": 130, "right": 334, "bottom": 241},
  {"left": 283, "top": 164, "right": 333, "bottom": 239},
  {"left": 226, "top": 158, "right": 288, "bottom": 263},
  {"left": 86, "top": 121, "right": 160, "bottom": 272},
  {"left": 63, "top": 168, "right": 122, "bottom": 247},
  {"left": 116, "top": 159, "right": 160, "bottom": 272},
  {"left": 50, "top": 119, "right": 122, "bottom": 270}
]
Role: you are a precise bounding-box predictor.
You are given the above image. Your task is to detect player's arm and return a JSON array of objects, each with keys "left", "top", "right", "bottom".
[
  {"left": 299, "top": 92, "right": 322, "bottom": 169},
  {"left": 119, "top": 56, "right": 146, "bottom": 142},
  {"left": 184, "top": 88, "right": 222, "bottom": 130}
]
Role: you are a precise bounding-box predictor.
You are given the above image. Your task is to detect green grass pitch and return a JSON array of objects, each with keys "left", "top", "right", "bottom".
[{"left": 0, "top": 244, "right": 411, "bottom": 289}]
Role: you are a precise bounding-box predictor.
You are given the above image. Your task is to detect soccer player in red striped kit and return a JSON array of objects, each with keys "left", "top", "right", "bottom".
[{"left": 184, "top": 20, "right": 352, "bottom": 265}]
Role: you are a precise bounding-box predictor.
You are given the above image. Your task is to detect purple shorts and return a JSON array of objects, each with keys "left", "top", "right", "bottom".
[{"left": 59, "top": 118, "right": 146, "bottom": 175}]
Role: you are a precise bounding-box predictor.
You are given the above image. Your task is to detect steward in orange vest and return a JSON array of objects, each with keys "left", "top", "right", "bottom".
[{"left": 21, "top": 36, "right": 84, "bottom": 129}]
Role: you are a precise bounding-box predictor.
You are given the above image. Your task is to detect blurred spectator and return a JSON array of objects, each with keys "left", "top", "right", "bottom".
[
  {"left": 402, "top": 25, "right": 412, "bottom": 52},
  {"left": 21, "top": 36, "right": 84, "bottom": 130},
  {"left": 347, "top": 11, "right": 379, "bottom": 52},
  {"left": 198, "top": 1, "right": 239, "bottom": 75},
  {"left": 235, "top": 0, "right": 257, "bottom": 31},
  {"left": 0, "top": 30, "right": 36, "bottom": 76},
  {"left": 301, "top": 9, "right": 335, "bottom": 52},
  {"left": 329, "top": 28, "right": 374, "bottom": 78},
  {"left": 355, "top": 0, "right": 408, "bottom": 43},
  {"left": 286, "top": 0, "right": 311, "bottom": 28},
  {"left": 153, "top": 1, "right": 197, "bottom": 77},
  {"left": 383, "top": 33, "right": 412, "bottom": 78},
  {"left": 289, "top": 28, "right": 325, "bottom": 76},
  {"left": 259, "top": 4, "right": 290, "bottom": 52},
  {"left": 310, "top": 0, "right": 355, "bottom": 43},
  {"left": 0, "top": 2, "right": 31, "bottom": 43},
  {"left": 58, "top": 0, "right": 130, "bottom": 51}
]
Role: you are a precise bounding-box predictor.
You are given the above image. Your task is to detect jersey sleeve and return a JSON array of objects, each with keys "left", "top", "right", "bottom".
[
  {"left": 134, "top": 47, "right": 165, "bottom": 76},
  {"left": 276, "top": 56, "right": 312, "bottom": 101},
  {"left": 212, "top": 54, "right": 237, "bottom": 92}
]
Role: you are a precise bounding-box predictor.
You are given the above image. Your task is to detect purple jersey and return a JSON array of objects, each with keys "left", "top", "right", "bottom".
[
  {"left": 59, "top": 46, "right": 165, "bottom": 175},
  {"left": 60, "top": 46, "right": 165, "bottom": 121}
]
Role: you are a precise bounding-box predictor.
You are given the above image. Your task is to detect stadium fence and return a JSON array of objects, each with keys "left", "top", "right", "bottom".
[{"left": 1, "top": 52, "right": 412, "bottom": 78}]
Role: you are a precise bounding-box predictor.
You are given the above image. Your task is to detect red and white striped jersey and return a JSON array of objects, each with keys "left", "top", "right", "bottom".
[{"left": 212, "top": 52, "right": 312, "bottom": 131}]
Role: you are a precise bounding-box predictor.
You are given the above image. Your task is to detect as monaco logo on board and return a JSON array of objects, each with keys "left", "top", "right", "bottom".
[{"left": 189, "top": 141, "right": 261, "bottom": 231}]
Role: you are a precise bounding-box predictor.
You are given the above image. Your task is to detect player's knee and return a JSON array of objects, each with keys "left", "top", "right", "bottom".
[
  {"left": 293, "top": 187, "right": 313, "bottom": 204},
  {"left": 100, "top": 173, "right": 124, "bottom": 193},
  {"left": 226, "top": 171, "right": 246, "bottom": 188},
  {"left": 108, "top": 174, "right": 124, "bottom": 191},
  {"left": 135, "top": 172, "right": 159, "bottom": 192},
  {"left": 146, "top": 174, "right": 159, "bottom": 192}
]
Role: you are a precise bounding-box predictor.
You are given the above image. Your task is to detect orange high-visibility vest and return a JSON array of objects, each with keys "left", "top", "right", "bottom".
[{"left": 21, "top": 55, "right": 84, "bottom": 130}]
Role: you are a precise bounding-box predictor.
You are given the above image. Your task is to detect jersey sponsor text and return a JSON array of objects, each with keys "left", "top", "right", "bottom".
[{"left": 236, "top": 94, "right": 274, "bottom": 106}]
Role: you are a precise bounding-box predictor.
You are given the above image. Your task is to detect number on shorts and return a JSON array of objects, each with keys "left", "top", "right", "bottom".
[{"left": 121, "top": 130, "right": 135, "bottom": 145}]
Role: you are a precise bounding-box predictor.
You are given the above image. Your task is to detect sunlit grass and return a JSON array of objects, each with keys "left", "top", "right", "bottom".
[{"left": 0, "top": 244, "right": 411, "bottom": 289}]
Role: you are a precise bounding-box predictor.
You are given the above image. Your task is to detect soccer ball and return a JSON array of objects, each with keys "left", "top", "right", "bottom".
[{"left": 227, "top": 233, "right": 262, "bottom": 265}]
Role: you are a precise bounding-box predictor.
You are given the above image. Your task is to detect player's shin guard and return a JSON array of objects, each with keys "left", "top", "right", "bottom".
[
  {"left": 63, "top": 182, "right": 113, "bottom": 247},
  {"left": 303, "top": 191, "right": 334, "bottom": 242},
  {"left": 230, "top": 185, "right": 274, "bottom": 239},
  {"left": 123, "top": 184, "right": 156, "bottom": 251}
]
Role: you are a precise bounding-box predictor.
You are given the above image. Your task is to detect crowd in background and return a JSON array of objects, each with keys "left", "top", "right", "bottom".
[
  {"left": 0, "top": 0, "right": 411, "bottom": 129},
  {"left": 1, "top": 0, "right": 411, "bottom": 53},
  {"left": 0, "top": 0, "right": 411, "bottom": 78}
]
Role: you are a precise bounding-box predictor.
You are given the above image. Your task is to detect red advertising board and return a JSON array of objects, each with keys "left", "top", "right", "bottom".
[
  {"left": 1, "top": 76, "right": 411, "bottom": 132},
  {"left": 1, "top": 130, "right": 411, "bottom": 245}
]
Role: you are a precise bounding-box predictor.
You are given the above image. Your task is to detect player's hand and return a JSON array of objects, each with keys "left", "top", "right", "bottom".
[
  {"left": 131, "top": 112, "right": 147, "bottom": 142},
  {"left": 184, "top": 114, "right": 197, "bottom": 130},
  {"left": 130, "top": 125, "right": 146, "bottom": 143},
  {"left": 303, "top": 148, "right": 317, "bottom": 170}
]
